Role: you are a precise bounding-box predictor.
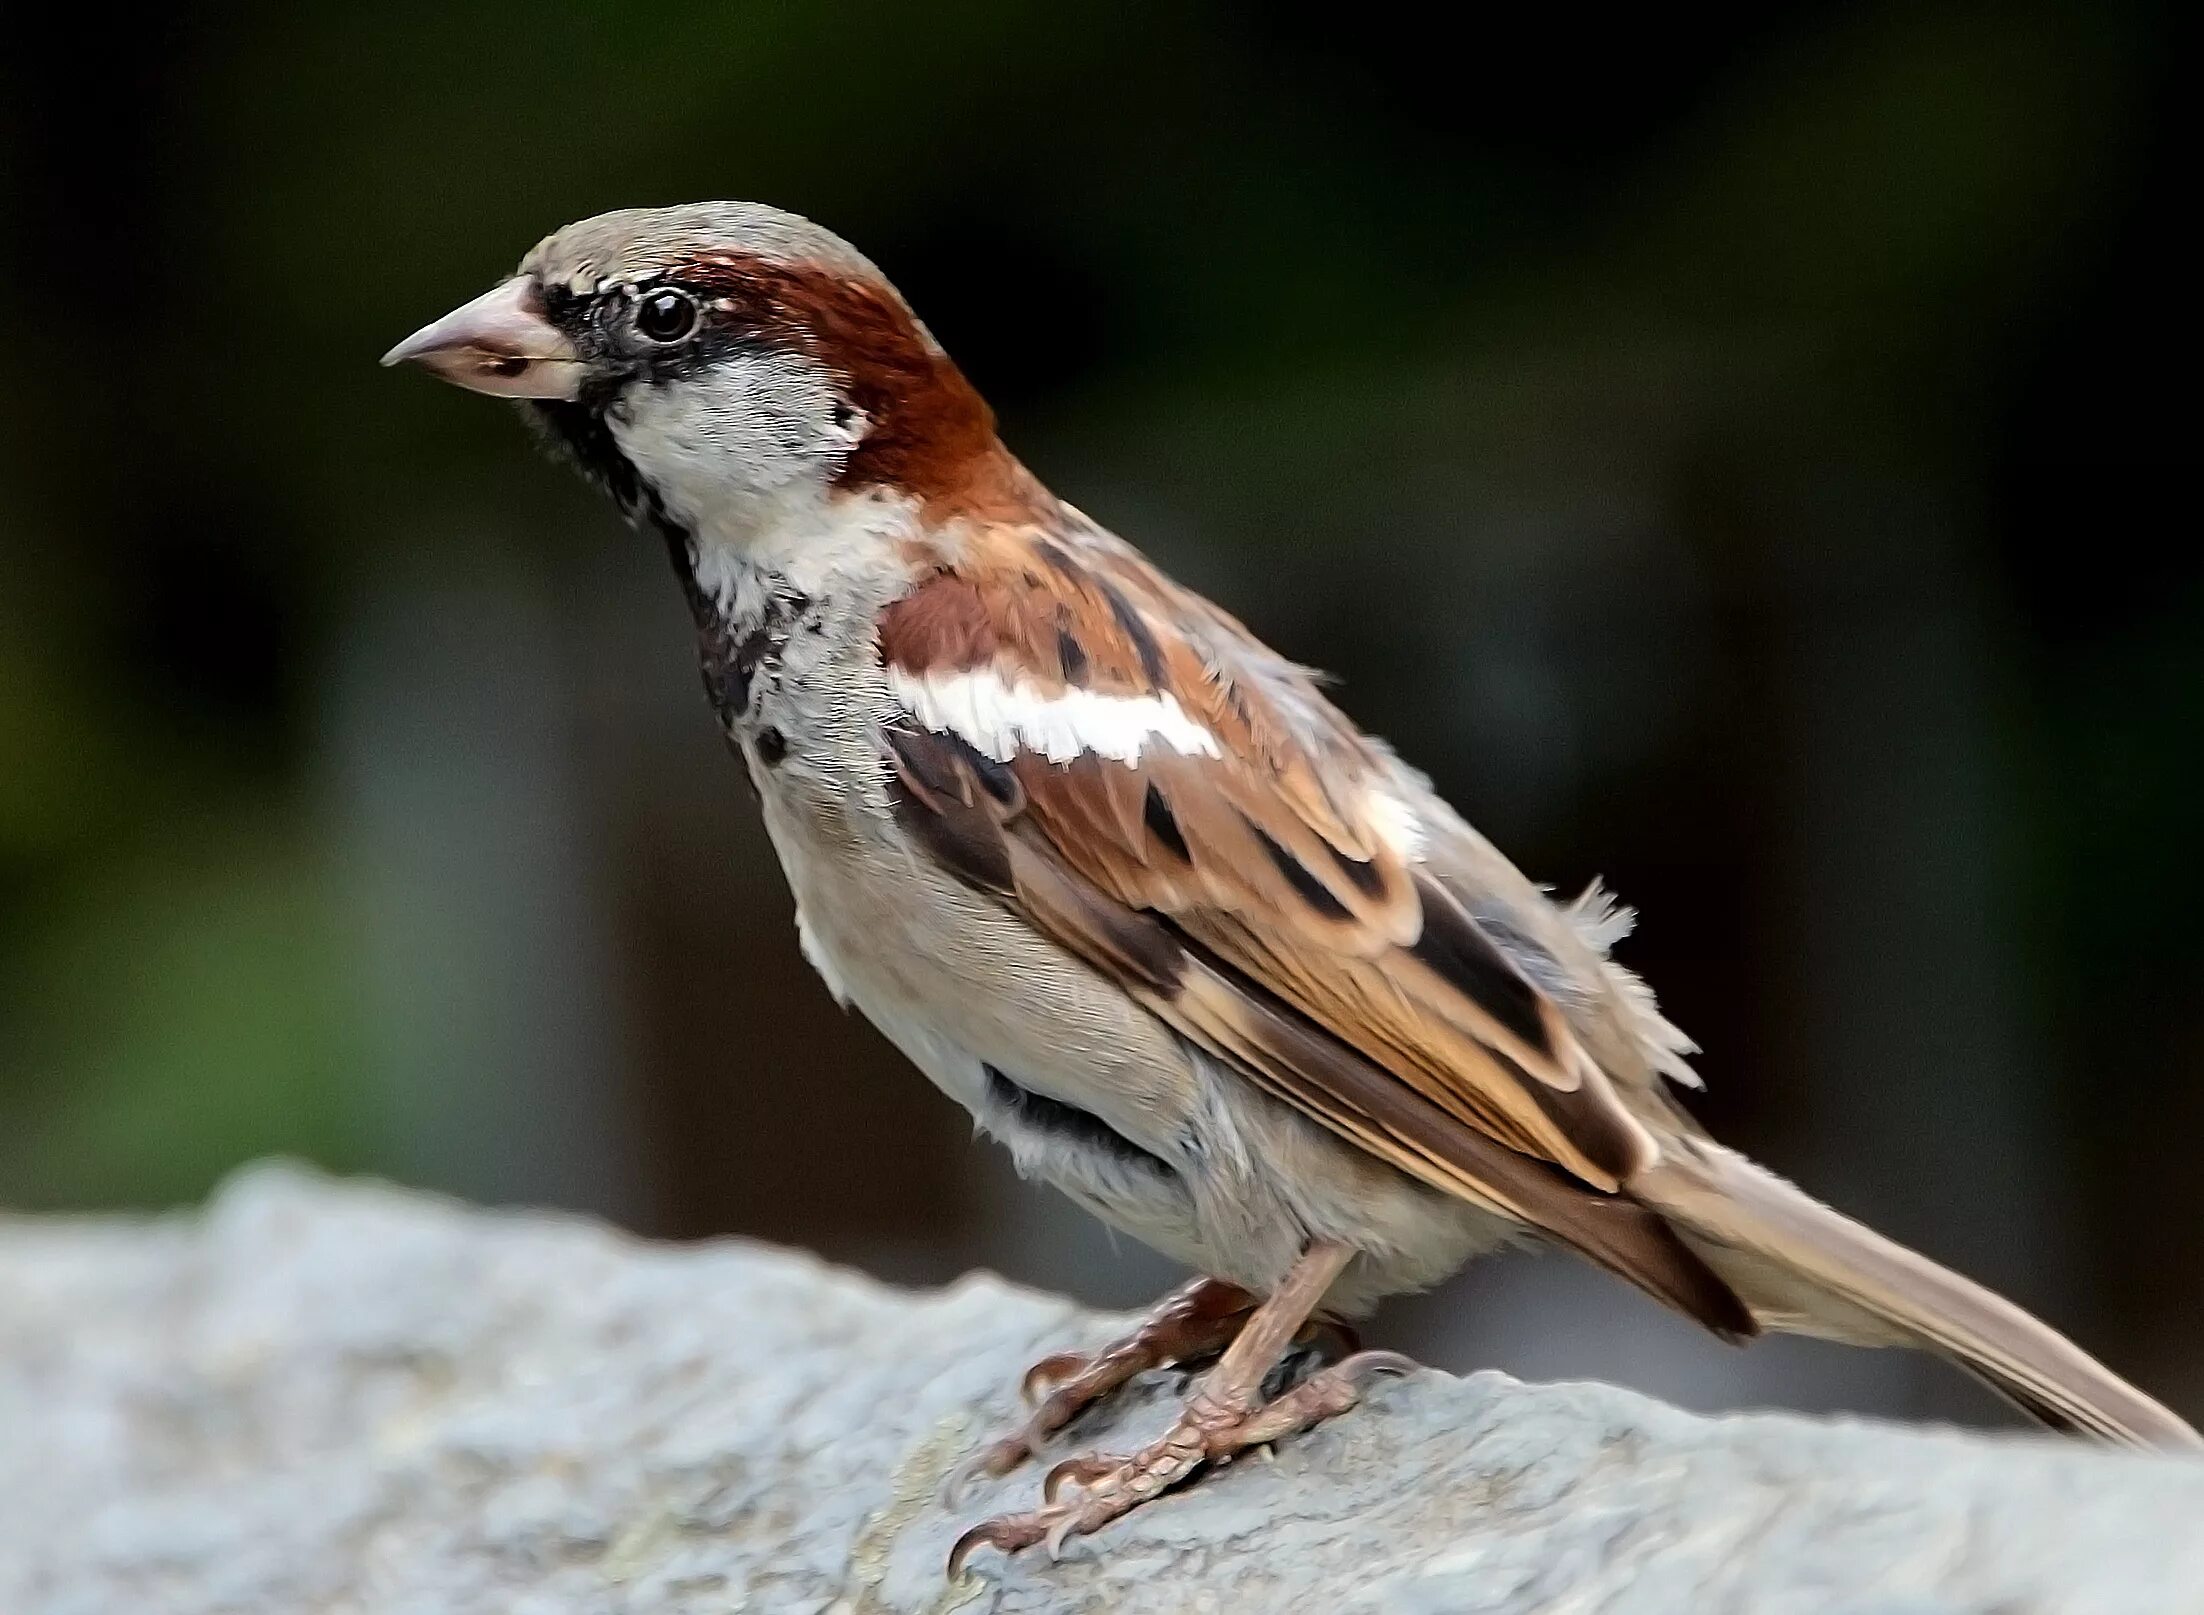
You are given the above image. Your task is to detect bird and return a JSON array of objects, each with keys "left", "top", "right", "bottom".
[{"left": 383, "top": 201, "right": 2200, "bottom": 1567}]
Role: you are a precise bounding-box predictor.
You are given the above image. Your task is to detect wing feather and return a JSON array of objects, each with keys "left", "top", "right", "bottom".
[{"left": 877, "top": 530, "right": 1726, "bottom": 1316}]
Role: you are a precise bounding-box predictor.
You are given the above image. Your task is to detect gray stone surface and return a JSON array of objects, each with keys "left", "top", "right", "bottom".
[{"left": 4, "top": 1166, "right": 2203, "bottom": 1614}]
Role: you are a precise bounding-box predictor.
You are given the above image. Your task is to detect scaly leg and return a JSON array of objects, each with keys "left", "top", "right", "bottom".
[
  {"left": 950, "top": 1243, "right": 1414, "bottom": 1571},
  {"left": 948, "top": 1276, "right": 1255, "bottom": 1498}
]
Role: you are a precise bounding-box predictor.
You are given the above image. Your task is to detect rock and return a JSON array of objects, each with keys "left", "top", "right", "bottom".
[{"left": 3, "top": 1163, "right": 2201, "bottom": 1613}]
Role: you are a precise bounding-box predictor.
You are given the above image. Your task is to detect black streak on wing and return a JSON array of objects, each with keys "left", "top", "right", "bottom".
[
  {"left": 1007, "top": 837, "right": 1187, "bottom": 995},
  {"left": 886, "top": 722, "right": 1020, "bottom": 809},
  {"left": 1032, "top": 538, "right": 1086, "bottom": 583},
  {"left": 961, "top": 741, "right": 1021, "bottom": 807},
  {"left": 884, "top": 724, "right": 1186, "bottom": 999},
  {"left": 1098, "top": 578, "right": 1168, "bottom": 685},
  {"left": 1329, "top": 844, "right": 1388, "bottom": 898},
  {"left": 1488, "top": 1046, "right": 1651, "bottom": 1186},
  {"left": 1248, "top": 819, "right": 1352, "bottom": 921},
  {"left": 1408, "top": 876, "right": 1555, "bottom": 1058},
  {"left": 884, "top": 725, "right": 1015, "bottom": 892},
  {"left": 1144, "top": 785, "right": 1192, "bottom": 862},
  {"left": 1055, "top": 622, "right": 1090, "bottom": 684}
]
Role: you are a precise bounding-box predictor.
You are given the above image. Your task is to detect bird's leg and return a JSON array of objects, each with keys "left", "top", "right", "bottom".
[
  {"left": 949, "top": 1242, "right": 1415, "bottom": 1571},
  {"left": 948, "top": 1276, "right": 1255, "bottom": 1496}
]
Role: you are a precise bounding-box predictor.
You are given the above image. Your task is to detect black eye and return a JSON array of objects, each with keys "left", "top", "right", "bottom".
[{"left": 635, "top": 288, "right": 698, "bottom": 343}]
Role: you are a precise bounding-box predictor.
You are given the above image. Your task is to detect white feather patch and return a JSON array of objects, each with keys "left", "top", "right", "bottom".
[
  {"left": 887, "top": 666, "right": 1223, "bottom": 765},
  {"left": 1365, "top": 785, "right": 1426, "bottom": 861}
]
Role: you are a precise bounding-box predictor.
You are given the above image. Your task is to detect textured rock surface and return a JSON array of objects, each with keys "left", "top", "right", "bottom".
[{"left": 5, "top": 1166, "right": 2203, "bottom": 1613}]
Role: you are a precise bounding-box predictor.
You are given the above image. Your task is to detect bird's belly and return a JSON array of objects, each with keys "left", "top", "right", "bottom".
[
  {"left": 741, "top": 705, "right": 1513, "bottom": 1310},
  {"left": 750, "top": 759, "right": 1220, "bottom": 1259}
]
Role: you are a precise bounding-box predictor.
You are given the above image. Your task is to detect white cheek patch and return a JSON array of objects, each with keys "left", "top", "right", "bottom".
[
  {"left": 606, "top": 351, "right": 849, "bottom": 554},
  {"left": 887, "top": 667, "right": 1224, "bottom": 765}
]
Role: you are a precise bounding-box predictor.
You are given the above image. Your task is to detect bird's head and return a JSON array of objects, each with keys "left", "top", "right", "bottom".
[{"left": 384, "top": 202, "right": 1018, "bottom": 552}]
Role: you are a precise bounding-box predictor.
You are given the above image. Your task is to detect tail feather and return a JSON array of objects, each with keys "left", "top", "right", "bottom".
[{"left": 1634, "top": 1140, "right": 2201, "bottom": 1451}]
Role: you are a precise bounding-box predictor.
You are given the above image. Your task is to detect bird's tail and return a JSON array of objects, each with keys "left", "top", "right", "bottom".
[{"left": 1633, "top": 1138, "right": 2201, "bottom": 1450}]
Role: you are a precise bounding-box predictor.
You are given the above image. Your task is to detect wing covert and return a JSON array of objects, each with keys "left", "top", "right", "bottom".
[{"left": 876, "top": 527, "right": 1662, "bottom": 1196}]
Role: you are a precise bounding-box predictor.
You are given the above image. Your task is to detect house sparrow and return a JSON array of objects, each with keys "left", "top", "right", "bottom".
[{"left": 384, "top": 201, "right": 2200, "bottom": 1566}]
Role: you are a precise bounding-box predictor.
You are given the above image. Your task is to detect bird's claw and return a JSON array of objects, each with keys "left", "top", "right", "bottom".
[
  {"left": 939, "top": 1433, "right": 1031, "bottom": 1508},
  {"left": 1043, "top": 1512, "right": 1086, "bottom": 1561},
  {"left": 1042, "top": 1452, "right": 1121, "bottom": 1503},
  {"left": 945, "top": 1350, "right": 1417, "bottom": 1576},
  {"left": 947, "top": 1513, "right": 1046, "bottom": 1578},
  {"left": 1020, "top": 1349, "right": 1091, "bottom": 1406},
  {"left": 951, "top": 1280, "right": 1256, "bottom": 1500}
]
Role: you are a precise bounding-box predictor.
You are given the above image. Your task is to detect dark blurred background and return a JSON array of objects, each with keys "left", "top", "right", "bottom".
[{"left": 3, "top": 4, "right": 2197, "bottom": 1432}]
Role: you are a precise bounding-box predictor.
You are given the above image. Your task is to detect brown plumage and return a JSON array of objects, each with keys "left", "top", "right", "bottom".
[
  {"left": 385, "top": 199, "right": 2201, "bottom": 1569},
  {"left": 880, "top": 535, "right": 1667, "bottom": 1194},
  {"left": 878, "top": 518, "right": 2200, "bottom": 1447}
]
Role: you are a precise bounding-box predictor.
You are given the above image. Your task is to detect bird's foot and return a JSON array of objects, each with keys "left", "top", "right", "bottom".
[
  {"left": 944, "top": 1276, "right": 1253, "bottom": 1502},
  {"left": 947, "top": 1348, "right": 1414, "bottom": 1573}
]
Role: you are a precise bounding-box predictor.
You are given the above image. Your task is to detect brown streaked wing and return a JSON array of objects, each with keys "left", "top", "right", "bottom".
[
  {"left": 877, "top": 721, "right": 1753, "bottom": 1340},
  {"left": 877, "top": 539, "right": 1659, "bottom": 1195}
]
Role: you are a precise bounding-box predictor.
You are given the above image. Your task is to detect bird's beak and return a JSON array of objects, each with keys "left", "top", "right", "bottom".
[{"left": 380, "top": 277, "right": 585, "bottom": 400}]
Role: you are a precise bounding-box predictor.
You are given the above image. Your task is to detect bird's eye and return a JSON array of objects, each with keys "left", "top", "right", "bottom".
[{"left": 635, "top": 288, "right": 698, "bottom": 344}]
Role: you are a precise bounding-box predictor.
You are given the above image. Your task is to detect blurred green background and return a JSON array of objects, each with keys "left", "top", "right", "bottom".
[{"left": 3, "top": 3, "right": 2197, "bottom": 1429}]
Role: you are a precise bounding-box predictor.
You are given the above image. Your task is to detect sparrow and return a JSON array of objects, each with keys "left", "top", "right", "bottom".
[{"left": 383, "top": 201, "right": 2201, "bottom": 1567}]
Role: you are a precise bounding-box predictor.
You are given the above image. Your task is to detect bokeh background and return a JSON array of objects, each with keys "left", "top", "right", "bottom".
[{"left": 3, "top": 4, "right": 2197, "bottom": 1432}]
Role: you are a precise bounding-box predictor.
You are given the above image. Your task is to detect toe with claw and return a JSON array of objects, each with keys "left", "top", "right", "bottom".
[
  {"left": 947, "top": 1347, "right": 1416, "bottom": 1574},
  {"left": 1019, "top": 1349, "right": 1092, "bottom": 1405},
  {"left": 944, "top": 1276, "right": 1254, "bottom": 1504}
]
